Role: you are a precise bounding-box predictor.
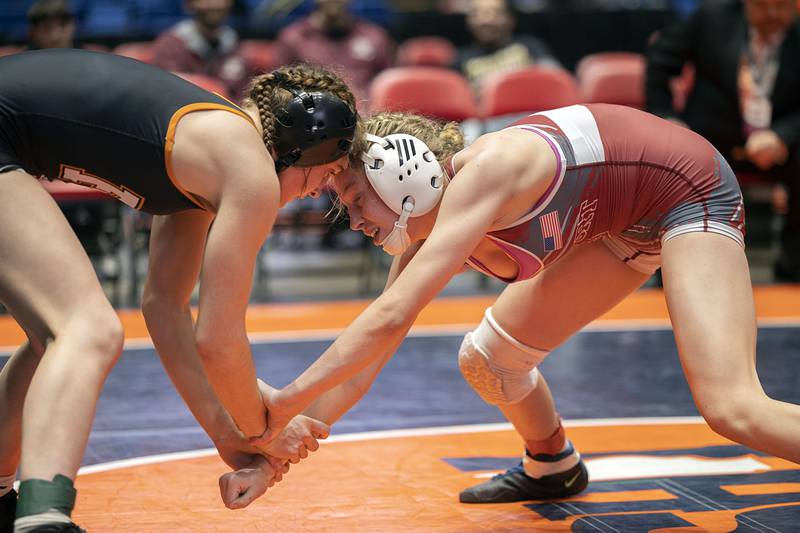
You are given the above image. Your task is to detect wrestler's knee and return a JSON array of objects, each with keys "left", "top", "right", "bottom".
[
  {"left": 60, "top": 308, "right": 124, "bottom": 371},
  {"left": 458, "top": 308, "right": 548, "bottom": 405}
]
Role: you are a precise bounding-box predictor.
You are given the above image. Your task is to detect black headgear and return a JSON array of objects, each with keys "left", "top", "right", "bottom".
[{"left": 272, "top": 76, "right": 357, "bottom": 173}]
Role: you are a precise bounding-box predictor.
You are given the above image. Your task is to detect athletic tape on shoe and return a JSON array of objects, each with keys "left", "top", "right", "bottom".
[{"left": 458, "top": 308, "right": 548, "bottom": 405}]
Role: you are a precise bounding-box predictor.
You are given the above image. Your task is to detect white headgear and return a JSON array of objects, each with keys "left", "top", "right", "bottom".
[{"left": 361, "top": 133, "right": 445, "bottom": 255}]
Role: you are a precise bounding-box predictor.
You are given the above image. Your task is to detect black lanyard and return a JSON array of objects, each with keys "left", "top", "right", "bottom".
[{"left": 745, "top": 32, "right": 781, "bottom": 96}]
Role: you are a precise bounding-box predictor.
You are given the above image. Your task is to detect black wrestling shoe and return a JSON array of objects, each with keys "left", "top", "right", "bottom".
[
  {"left": 0, "top": 489, "right": 16, "bottom": 533},
  {"left": 459, "top": 460, "right": 588, "bottom": 504},
  {"left": 28, "top": 522, "right": 86, "bottom": 533}
]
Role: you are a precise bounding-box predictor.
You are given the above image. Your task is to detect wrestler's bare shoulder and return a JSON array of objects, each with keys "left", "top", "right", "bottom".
[{"left": 459, "top": 127, "right": 556, "bottom": 176}]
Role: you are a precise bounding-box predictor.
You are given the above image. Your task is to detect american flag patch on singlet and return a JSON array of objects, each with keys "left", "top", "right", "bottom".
[{"left": 540, "top": 211, "right": 563, "bottom": 251}]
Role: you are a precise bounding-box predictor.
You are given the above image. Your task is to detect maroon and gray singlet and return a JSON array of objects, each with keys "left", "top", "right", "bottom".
[{"left": 453, "top": 104, "right": 745, "bottom": 282}]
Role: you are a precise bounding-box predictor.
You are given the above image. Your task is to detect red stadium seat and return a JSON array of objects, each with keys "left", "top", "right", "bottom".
[
  {"left": 239, "top": 39, "right": 281, "bottom": 73},
  {"left": 397, "top": 36, "right": 456, "bottom": 68},
  {"left": 479, "top": 67, "right": 580, "bottom": 118},
  {"left": 82, "top": 43, "right": 110, "bottom": 53},
  {"left": 575, "top": 52, "right": 637, "bottom": 82},
  {"left": 0, "top": 45, "right": 23, "bottom": 57},
  {"left": 113, "top": 41, "right": 154, "bottom": 64},
  {"left": 173, "top": 72, "right": 230, "bottom": 98},
  {"left": 368, "top": 67, "right": 478, "bottom": 122},
  {"left": 576, "top": 52, "right": 646, "bottom": 109}
]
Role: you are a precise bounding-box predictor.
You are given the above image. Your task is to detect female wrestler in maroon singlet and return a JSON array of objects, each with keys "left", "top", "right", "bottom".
[{"left": 227, "top": 104, "right": 794, "bottom": 506}]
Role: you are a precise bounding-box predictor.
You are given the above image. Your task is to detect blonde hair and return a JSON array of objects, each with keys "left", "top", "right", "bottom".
[
  {"left": 245, "top": 64, "right": 357, "bottom": 153},
  {"left": 353, "top": 112, "right": 464, "bottom": 165},
  {"left": 331, "top": 113, "right": 464, "bottom": 219}
]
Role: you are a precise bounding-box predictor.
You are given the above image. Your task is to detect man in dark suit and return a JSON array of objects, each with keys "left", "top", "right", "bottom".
[{"left": 646, "top": 0, "right": 800, "bottom": 282}]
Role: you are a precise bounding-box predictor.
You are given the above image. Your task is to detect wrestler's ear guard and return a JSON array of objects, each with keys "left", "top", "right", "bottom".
[
  {"left": 273, "top": 82, "right": 357, "bottom": 172},
  {"left": 360, "top": 133, "right": 444, "bottom": 256},
  {"left": 360, "top": 133, "right": 444, "bottom": 217}
]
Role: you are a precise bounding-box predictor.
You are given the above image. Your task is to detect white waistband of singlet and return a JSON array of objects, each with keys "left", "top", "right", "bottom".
[{"left": 535, "top": 105, "right": 606, "bottom": 166}]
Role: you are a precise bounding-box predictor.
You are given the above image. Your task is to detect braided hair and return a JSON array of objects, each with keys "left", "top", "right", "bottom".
[{"left": 246, "top": 64, "right": 358, "bottom": 154}]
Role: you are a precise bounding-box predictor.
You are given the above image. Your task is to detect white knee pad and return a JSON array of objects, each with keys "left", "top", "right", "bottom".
[{"left": 458, "top": 308, "right": 548, "bottom": 405}]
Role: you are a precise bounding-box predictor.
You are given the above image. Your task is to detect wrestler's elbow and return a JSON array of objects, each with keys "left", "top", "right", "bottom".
[{"left": 371, "top": 300, "right": 412, "bottom": 335}]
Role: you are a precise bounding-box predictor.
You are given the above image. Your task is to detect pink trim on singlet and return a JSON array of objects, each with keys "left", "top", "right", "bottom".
[
  {"left": 465, "top": 124, "right": 562, "bottom": 282},
  {"left": 490, "top": 236, "right": 545, "bottom": 280},
  {"left": 465, "top": 236, "right": 545, "bottom": 283},
  {"left": 465, "top": 255, "right": 503, "bottom": 281},
  {"left": 508, "top": 125, "right": 564, "bottom": 225}
]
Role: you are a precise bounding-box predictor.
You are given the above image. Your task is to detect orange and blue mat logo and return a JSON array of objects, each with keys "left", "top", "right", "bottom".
[{"left": 445, "top": 445, "right": 800, "bottom": 530}]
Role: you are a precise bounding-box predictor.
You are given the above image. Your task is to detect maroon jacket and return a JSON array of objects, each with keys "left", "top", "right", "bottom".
[
  {"left": 151, "top": 20, "right": 253, "bottom": 99},
  {"left": 276, "top": 18, "right": 395, "bottom": 104}
]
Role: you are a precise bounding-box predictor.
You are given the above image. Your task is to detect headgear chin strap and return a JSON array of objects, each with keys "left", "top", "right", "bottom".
[
  {"left": 272, "top": 76, "right": 357, "bottom": 173},
  {"left": 380, "top": 199, "right": 414, "bottom": 256},
  {"left": 361, "top": 133, "right": 445, "bottom": 256}
]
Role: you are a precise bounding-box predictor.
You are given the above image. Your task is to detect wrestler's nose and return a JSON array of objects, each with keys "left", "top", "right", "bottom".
[{"left": 349, "top": 211, "right": 364, "bottom": 232}]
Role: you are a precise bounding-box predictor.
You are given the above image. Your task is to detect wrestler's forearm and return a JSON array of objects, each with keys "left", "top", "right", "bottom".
[
  {"left": 279, "top": 303, "right": 412, "bottom": 415},
  {"left": 301, "top": 339, "right": 401, "bottom": 424},
  {"left": 302, "top": 246, "right": 422, "bottom": 422},
  {"left": 301, "top": 384, "right": 362, "bottom": 425},
  {"left": 198, "top": 334, "right": 266, "bottom": 438},
  {"left": 143, "top": 298, "right": 235, "bottom": 442}
]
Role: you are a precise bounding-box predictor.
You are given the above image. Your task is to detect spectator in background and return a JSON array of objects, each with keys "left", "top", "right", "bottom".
[
  {"left": 646, "top": 0, "right": 800, "bottom": 282},
  {"left": 274, "top": 0, "right": 394, "bottom": 249},
  {"left": 453, "top": 0, "right": 560, "bottom": 91},
  {"left": 26, "top": 0, "right": 76, "bottom": 50},
  {"left": 151, "top": 0, "right": 252, "bottom": 98},
  {"left": 275, "top": 0, "right": 395, "bottom": 103}
]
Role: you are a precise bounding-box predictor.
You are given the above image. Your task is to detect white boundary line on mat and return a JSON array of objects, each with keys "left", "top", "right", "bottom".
[{"left": 78, "top": 416, "right": 706, "bottom": 476}]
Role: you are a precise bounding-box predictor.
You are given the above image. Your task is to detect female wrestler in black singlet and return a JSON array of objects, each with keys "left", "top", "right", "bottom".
[{"left": 0, "top": 49, "right": 356, "bottom": 532}]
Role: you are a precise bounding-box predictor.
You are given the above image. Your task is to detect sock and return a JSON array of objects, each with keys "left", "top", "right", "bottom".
[
  {"left": 522, "top": 420, "right": 581, "bottom": 478},
  {"left": 14, "top": 511, "right": 71, "bottom": 532},
  {"left": 0, "top": 474, "right": 15, "bottom": 498}
]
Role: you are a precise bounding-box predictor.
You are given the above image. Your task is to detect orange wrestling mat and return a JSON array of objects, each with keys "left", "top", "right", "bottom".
[
  {"left": 73, "top": 420, "right": 799, "bottom": 532},
  {"left": 3, "top": 287, "right": 798, "bottom": 530},
  {"left": 1, "top": 286, "right": 798, "bottom": 350}
]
